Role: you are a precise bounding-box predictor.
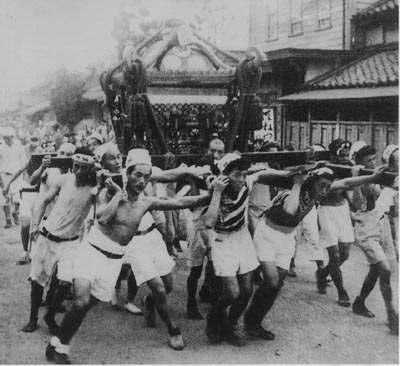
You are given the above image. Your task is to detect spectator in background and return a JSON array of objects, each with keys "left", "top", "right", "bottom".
[
  {"left": 87, "top": 133, "right": 104, "bottom": 153},
  {"left": 50, "top": 124, "right": 63, "bottom": 150},
  {"left": 25, "top": 136, "right": 42, "bottom": 158},
  {"left": 0, "top": 127, "right": 28, "bottom": 228}
]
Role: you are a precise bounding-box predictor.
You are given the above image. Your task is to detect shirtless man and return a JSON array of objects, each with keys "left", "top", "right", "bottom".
[
  {"left": 4, "top": 142, "right": 74, "bottom": 265},
  {"left": 31, "top": 143, "right": 76, "bottom": 309},
  {"left": 22, "top": 148, "right": 96, "bottom": 334},
  {"left": 45, "top": 149, "right": 210, "bottom": 364}
]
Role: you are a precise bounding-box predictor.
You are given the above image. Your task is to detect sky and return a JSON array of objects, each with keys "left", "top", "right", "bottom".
[{"left": 0, "top": 0, "right": 250, "bottom": 112}]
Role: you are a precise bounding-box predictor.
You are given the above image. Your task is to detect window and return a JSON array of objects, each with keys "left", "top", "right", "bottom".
[
  {"left": 318, "top": 0, "right": 331, "bottom": 29},
  {"left": 290, "top": 0, "right": 303, "bottom": 36},
  {"left": 366, "top": 25, "right": 383, "bottom": 46},
  {"left": 266, "top": 0, "right": 278, "bottom": 40}
]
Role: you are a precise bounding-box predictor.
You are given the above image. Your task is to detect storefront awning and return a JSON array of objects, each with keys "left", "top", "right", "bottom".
[{"left": 279, "top": 85, "right": 398, "bottom": 102}]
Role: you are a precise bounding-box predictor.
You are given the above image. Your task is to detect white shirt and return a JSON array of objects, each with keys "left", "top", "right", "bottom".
[{"left": 0, "top": 140, "right": 27, "bottom": 174}]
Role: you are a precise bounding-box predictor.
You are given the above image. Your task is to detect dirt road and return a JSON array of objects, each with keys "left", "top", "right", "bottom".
[{"left": 0, "top": 223, "right": 398, "bottom": 364}]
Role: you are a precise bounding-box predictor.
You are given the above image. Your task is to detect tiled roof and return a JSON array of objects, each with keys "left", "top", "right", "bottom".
[
  {"left": 279, "top": 85, "right": 398, "bottom": 101},
  {"left": 305, "top": 46, "right": 398, "bottom": 89},
  {"left": 353, "top": 0, "right": 398, "bottom": 19}
]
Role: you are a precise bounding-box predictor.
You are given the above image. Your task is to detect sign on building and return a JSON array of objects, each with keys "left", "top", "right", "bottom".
[{"left": 254, "top": 107, "right": 275, "bottom": 142}]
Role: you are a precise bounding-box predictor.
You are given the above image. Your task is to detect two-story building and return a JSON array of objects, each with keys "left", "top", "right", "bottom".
[{"left": 250, "top": 0, "right": 398, "bottom": 157}]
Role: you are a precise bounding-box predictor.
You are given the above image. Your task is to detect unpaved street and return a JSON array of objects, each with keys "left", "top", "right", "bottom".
[{"left": 0, "top": 222, "right": 398, "bottom": 364}]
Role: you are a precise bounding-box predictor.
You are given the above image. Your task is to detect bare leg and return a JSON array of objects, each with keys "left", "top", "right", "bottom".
[
  {"left": 126, "top": 270, "right": 138, "bottom": 302},
  {"left": 245, "top": 262, "right": 286, "bottom": 336},
  {"left": 199, "top": 259, "right": 219, "bottom": 304},
  {"left": 338, "top": 242, "right": 351, "bottom": 266},
  {"left": 206, "top": 276, "right": 237, "bottom": 343},
  {"left": 228, "top": 271, "right": 253, "bottom": 326},
  {"left": 376, "top": 260, "right": 398, "bottom": 334},
  {"left": 46, "top": 278, "right": 98, "bottom": 364},
  {"left": 146, "top": 275, "right": 177, "bottom": 334},
  {"left": 326, "top": 245, "right": 350, "bottom": 306},
  {"left": 3, "top": 204, "right": 12, "bottom": 227},
  {"left": 145, "top": 275, "right": 184, "bottom": 350},
  {"left": 58, "top": 278, "right": 98, "bottom": 345},
  {"left": 17, "top": 216, "right": 30, "bottom": 264},
  {"left": 187, "top": 265, "right": 204, "bottom": 319}
]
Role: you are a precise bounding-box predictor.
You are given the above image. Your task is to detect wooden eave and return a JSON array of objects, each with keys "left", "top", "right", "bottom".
[{"left": 147, "top": 70, "right": 236, "bottom": 88}]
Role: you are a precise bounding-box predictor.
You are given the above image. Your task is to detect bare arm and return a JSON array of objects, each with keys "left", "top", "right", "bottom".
[
  {"left": 331, "top": 175, "right": 379, "bottom": 191},
  {"left": 148, "top": 192, "right": 210, "bottom": 211},
  {"left": 204, "top": 175, "right": 229, "bottom": 228},
  {"left": 346, "top": 185, "right": 365, "bottom": 211},
  {"left": 150, "top": 165, "right": 210, "bottom": 183},
  {"left": 282, "top": 173, "right": 306, "bottom": 216},
  {"left": 252, "top": 167, "right": 293, "bottom": 185},
  {"left": 330, "top": 165, "right": 385, "bottom": 191},
  {"left": 30, "top": 155, "right": 51, "bottom": 186},
  {"left": 3, "top": 163, "right": 28, "bottom": 194},
  {"left": 96, "top": 179, "right": 123, "bottom": 226}
]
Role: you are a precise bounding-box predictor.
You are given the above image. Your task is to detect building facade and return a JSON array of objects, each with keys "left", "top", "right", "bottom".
[{"left": 249, "top": 0, "right": 398, "bottom": 157}]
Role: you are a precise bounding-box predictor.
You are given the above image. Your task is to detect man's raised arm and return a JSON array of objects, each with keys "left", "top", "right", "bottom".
[
  {"left": 150, "top": 165, "right": 211, "bottom": 183},
  {"left": 330, "top": 165, "right": 386, "bottom": 191},
  {"left": 96, "top": 179, "right": 123, "bottom": 226},
  {"left": 148, "top": 191, "right": 210, "bottom": 211},
  {"left": 252, "top": 167, "right": 293, "bottom": 185},
  {"left": 30, "top": 155, "right": 51, "bottom": 186}
]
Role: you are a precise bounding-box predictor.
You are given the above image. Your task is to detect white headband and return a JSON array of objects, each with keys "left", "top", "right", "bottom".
[
  {"left": 72, "top": 153, "right": 95, "bottom": 166},
  {"left": 308, "top": 167, "right": 334, "bottom": 177}
]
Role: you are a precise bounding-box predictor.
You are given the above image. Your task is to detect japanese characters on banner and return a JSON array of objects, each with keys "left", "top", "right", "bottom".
[{"left": 254, "top": 107, "right": 274, "bottom": 142}]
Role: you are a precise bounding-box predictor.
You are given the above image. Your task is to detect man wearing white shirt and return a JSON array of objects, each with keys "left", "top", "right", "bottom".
[{"left": 0, "top": 127, "right": 28, "bottom": 228}]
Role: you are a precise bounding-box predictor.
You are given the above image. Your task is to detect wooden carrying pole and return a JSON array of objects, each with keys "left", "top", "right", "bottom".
[{"left": 148, "top": 151, "right": 397, "bottom": 188}]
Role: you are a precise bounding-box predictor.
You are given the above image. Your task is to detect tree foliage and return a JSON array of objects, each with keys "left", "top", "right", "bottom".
[{"left": 50, "top": 70, "right": 86, "bottom": 130}]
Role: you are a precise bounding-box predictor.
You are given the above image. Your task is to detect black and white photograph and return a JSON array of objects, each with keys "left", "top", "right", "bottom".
[{"left": 0, "top": 0, "right": 398, "bottom": 364}]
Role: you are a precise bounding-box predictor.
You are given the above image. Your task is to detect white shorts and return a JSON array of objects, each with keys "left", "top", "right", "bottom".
[
  {"left": 124, "top": 229, "right": 175, "bottom": 286},
  {"left": 353, "top": 210, "right": 387, "bottom": 265},
  {"left": 19, "top": 191, "right": 38, "bottom": 218},
  {"left": 73, "top": 239, "right": 124, "bottom": 302},
  {"left": 211, "top": 227, "right": 259, "bottom": 277},
  {"left": 318, "top": 203, "right": 355, "bottom": 248},
  {"left": 253, "top": 220, "right": 296, "bottom": 271},
  {"left": 185, "top": 217, "right": 212, "bottom": 267},
  {"left": 29, "top": 235, "right": 79, "bottom": 287}
]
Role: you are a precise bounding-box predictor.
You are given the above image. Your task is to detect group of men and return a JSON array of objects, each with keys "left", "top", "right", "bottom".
[{"left": 1, "top": 128, "right": 398, "bottom": 363}]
